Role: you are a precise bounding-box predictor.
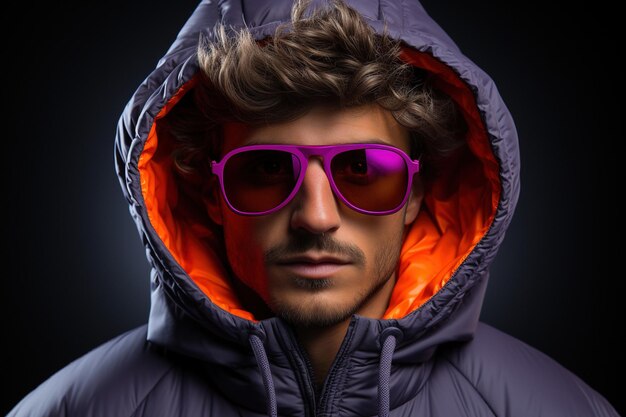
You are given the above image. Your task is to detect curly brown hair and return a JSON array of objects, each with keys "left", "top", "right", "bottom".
[{"left": 166, "top": 0, "right": 467, "bottom": 181}]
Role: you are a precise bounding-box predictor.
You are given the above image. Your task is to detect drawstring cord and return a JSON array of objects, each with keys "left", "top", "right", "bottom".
[
  {"left": 378, "top": 328, "right": 401, "bottom": 417},
  {"left": 249, "top": 333, "right": 278, "bottom": 417}
]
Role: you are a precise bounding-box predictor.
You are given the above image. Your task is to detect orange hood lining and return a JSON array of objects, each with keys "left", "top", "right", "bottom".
[{"left": 137, "top": 47, "right": 501, "bottom": 322}]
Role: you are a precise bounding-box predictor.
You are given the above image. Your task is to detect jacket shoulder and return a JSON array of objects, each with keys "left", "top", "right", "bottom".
[
  {"left": 7, "top": 324, "right": 175, "bottom": 417},
  {"left": 437, "top": 322, "right": 619, "bottom": 417}
]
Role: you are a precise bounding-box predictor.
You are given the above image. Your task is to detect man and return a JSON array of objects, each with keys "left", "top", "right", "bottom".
[{"left": 8, "top": 0, "right": 619, "bottom": 416}]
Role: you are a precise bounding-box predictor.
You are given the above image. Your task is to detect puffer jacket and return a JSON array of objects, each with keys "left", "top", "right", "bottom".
[{"left": 8, "top": 1, "right": 620, "bottom": 416}]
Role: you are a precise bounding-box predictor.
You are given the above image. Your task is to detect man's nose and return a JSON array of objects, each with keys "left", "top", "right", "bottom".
[{"left": 289, "top": 160, "right": 341, "bottom": 234}]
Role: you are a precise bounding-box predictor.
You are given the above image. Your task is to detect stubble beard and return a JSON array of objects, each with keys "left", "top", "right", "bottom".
[
  {"left": 268, "top": 235, "right": 402, "bottom": 328},
  {"left": 225, "top": 224, "right": 405, "bottom": 328}
]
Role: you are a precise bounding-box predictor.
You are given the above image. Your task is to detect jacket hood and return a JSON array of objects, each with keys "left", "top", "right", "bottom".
[{"left": 114, "top": 0, "right": 519, "bottom": 414}]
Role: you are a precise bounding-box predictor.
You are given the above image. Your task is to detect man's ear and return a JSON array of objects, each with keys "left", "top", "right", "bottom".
[
  {"left": 404, "top": 176, "right": 424, "bottom": 226},
  {"left": 202, "top": 177, "right": 224, "bottom": 226}
]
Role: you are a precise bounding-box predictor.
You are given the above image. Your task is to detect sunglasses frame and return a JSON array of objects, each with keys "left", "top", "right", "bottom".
[{"left": 210, "top": 143, "right": 420, "bottom": 216}]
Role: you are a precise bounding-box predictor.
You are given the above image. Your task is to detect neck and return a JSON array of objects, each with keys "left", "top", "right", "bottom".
[
  {"left": 295, "top": 321, "right": 351, "bottom": 389},
  {"left": 294, "top": 275, "right": 396, "bottom": 390}
]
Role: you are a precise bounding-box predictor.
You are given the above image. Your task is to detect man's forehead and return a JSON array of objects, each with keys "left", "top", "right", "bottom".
[{"left": 220, "top": 104, "right": 410, "bottom": 155}]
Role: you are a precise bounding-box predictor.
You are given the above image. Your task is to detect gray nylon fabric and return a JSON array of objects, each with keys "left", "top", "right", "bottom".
[{"left": 8, "top": 1, "right": 620, "bottom": 416}]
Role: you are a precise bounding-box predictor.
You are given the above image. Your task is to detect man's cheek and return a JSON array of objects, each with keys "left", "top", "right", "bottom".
[{"left": 225, "top": 225, "right": 270, "bottom": 297}]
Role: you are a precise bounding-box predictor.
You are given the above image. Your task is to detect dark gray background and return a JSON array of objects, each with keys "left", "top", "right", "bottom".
[{"left": 3, "top": 1, "right": 621, "bottom": 415}]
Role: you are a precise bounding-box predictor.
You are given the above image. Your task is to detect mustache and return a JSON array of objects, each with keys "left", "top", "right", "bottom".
[{"left": 265, "top": 233, "right": 366, "bottom": 266}]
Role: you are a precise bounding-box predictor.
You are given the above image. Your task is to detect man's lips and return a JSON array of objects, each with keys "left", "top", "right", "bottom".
[{"left": 275, "top": 254, "right": 351, "bottom": 279}]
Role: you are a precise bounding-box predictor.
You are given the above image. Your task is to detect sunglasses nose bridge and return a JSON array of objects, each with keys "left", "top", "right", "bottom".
[
  {"left": 297, "top": 146, "right": 338, "bottom": 176},
  {"left": 294, "top": 148, "right": 327, "bottom": 182},
  {"left": 298, "top": 147, "right": 327, "bottom": 163}
]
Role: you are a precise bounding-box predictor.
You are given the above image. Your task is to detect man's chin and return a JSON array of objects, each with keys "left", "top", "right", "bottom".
[
  {"left": 292, "top": 277, "right": 335, "bottom": 291},
  {"left": 270, "top": 298, "right": 356, "bottom": 328}
]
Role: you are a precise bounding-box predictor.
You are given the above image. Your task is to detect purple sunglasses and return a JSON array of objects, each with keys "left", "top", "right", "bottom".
[{"left": 210, "top": 143, "right": 420, "bottom": 216}]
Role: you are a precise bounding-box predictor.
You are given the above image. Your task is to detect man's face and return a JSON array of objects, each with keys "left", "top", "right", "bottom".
[{"left": 206, "top": 104, "right": 423, "bottom": 327}]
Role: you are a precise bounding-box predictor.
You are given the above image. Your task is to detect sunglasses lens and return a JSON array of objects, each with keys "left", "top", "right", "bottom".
[
  {"left": 223, "top": 150, "right": 300, "bottom": 213},
  {"left": 331, "top": 148, "right": 408, "bottom": 212}
]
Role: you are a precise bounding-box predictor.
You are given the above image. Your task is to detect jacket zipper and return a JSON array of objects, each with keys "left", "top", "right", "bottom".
[
  {"left": 289, "top": 332, "right": 318, "bottom": 417},
  {"left": 316, "top": 318, "right": 357, "bottom": 416},
  {"left": 288, "top": 318, "right": 358, "bottom": 416}
]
